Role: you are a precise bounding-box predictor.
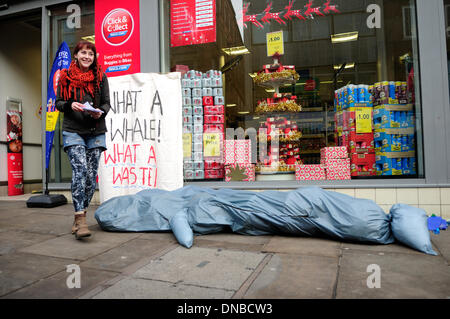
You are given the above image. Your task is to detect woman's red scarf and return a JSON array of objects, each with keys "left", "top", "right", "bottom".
[{"left": 58, "top": 61, "right": 103, "bottom": 101}]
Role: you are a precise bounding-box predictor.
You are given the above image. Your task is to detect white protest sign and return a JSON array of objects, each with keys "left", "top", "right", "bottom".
[{"left": 98, "top": 72, "right": 183, "bottom": 203}]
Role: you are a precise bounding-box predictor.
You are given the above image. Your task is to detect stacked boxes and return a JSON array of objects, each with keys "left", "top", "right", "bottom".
[
  {"left": 224, "top": 140, "right": 255, "bottom": 182},
  {"left": 320, "top": 147, "right": 351, "bottom": 180},
  {"left": 335, "top": 83, "right": 375, "bottom": 177},
  {"left": 335, "top": 84, "right": 372, "bottom": 111},
  {"left": 182, "top": 69, "right": 225, "bottom": 180},
  {"left": 295, "top": 164, "right": 326, "bottom": 181},
  {"left": 373, "top": 81, "right": 408, "bottom": 106},
  {"left": 203, "top": 70, "right": 225, "bottom": 180},
  {"left": 374, "top": 104, "right": 416, "bottom": 176}
]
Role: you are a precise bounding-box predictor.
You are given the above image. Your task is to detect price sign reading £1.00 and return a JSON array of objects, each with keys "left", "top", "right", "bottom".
[
  {"left": 266, "top": 31, "right": 284, "bottom": 57},
  {"left": 183, "top": 133, "right": 192, "bottom": 158},
  {"left": 203, "top": 133, "right": 221, "bottom": 157},
  {"left": 356, "top": 107, "right": 373, "bottom": 133}
]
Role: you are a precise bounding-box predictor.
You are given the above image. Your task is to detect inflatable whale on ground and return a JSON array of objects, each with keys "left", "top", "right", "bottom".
[{"left": 95, "top": 186, "right": 437, "bottom": 255}]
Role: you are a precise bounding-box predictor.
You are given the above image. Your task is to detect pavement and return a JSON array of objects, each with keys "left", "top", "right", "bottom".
[{"left": 0, "top": 197, "right": 449, "bottom": 300}]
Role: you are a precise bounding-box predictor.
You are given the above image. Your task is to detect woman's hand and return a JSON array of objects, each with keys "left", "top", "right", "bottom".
[
  {"left": 71, "top": 102, "right": 85, "bottom": 112},
  {"left": 88, "top": 111, "right": 102, "bottom": 119}
]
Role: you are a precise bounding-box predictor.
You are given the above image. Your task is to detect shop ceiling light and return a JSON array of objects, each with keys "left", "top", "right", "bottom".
[
  {"left": 320, "top": 80, "right": 344, "bottom": 84},
  {"left": 331, "top": 31, "right": 358, "bottom": 43},
  {"left": 222, "top": 46, "right": 250, "bottom": 56},
  {"left": 238, "top": 111, "right": 250, "bottom": 114},
  {"left": 333, "top": 62, "right": 355, "bottom": 70},
  {"left": 226, "top": 104, "right": 236, "bottom": 107},
  {"left": 81, "top": 35, "right": 95, "bottom": 43}
]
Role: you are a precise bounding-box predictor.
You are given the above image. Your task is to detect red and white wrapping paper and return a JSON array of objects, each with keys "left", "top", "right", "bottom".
[
  {"left": 325, "top": 158, "right": 351, "bottom": 180},
  {"left": 224, "top": 140, "right": 251, "bottom": 164},
  {"left": 235, "top": 140, "right": 251, "bottom": 164},
  {"left": 320, "top": 146, "right": 348, "bottom": 161},
  {"left": 295, "top": 165, "right": 326, "bottom": 181},
  {"left": 224, "top": 140, "right": 235, "bottom": 164}
]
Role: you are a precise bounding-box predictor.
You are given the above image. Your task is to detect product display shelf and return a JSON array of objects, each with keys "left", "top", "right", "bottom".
[
  {"left": 256, "top": 77, "right": 298, "bottom": 92},
  {"left": 254, "top": 76, "right": 302, "bottom": 175}
]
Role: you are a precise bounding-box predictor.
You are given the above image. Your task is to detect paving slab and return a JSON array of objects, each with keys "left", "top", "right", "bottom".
[
  {"left": 92, "top": 277, "right": 234, "bottom": 299},
  {"left": 194, "top": 238, "right": 266, "bottom": 252},
  {"left": 137, "top": 232, "right": 178, "bottom": 243},
  {"left": 194, "top": 234, "right": 271, "bottom": 252},
  {"left": 19, "top": 205, "right": 74, "bottom": 217},
  {"left": 18, "top": 229, "right": 141, "bottom": 261},
  {"left": 243, "top": 254, "right": 338, "bottom": 299},
  {"left": 133, "top": 247, "right": 266, "bottom": 291},
  {"left": 0, "top": 252, "right": 77, "bottom": 297},
  {"left": 336, "top": 250, "right": 450, "bottom": 299},
  {"left": 262, "top": 236, "right": 341, "bottom": 258},
  {"left": 0, "top": 212, "right": 77, "bottom": 236},
  {"left": 0, "top": 201, "right": 30, "bottom": 211},
  {"left": 341, "top": 242, "right": 432, "bottom": 256},
  {"left": 80, "top": 238, "right": 175, "bottom": 272},
  {"left": 195, "top": 233, "right": 272, "bottom": 245},
  {"left": 4, "top": 267, "right": 118, "bottom": 299},
  {"left": 0, "top": 230, "right": 55, "bottom": 255},
  {"left": 430, "top": 231, "right": 450, "bottom": 263},
  {"left": 0, "top": 203, "right": 34, "bottom": 221}
]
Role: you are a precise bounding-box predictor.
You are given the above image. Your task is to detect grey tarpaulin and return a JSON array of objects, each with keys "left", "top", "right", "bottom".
[{"left": 94, "top": 186, "right": 437, "bottom": 255}]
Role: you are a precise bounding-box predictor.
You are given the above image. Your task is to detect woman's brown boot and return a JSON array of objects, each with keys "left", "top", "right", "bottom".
[{"left": 72, "top": 211, "right": 91, "bottom": 239}]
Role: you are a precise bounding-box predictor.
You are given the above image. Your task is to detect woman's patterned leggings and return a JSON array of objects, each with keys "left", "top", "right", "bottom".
[{"left": 67, "top": 145, "right": 102, "bottom": 213}]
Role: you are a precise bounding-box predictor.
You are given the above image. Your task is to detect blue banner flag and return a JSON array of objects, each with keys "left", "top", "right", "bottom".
[{"left": 45, "top": 42, "right": 71, "bottom": 169}]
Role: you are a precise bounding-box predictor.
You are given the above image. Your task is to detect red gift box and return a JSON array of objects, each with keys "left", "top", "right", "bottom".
[
  {"left": 204, "top": 169, "right": 224, "bottom": 179},
  {"left": 235, "top": 140, "right": 251, "bottom": 164},
  {"left": 224, "top": 140, "right": 252, "bottom": 164},
  {"left": 348, "top": 132, "right": 374, "bottom": 154},
  {"left": 295, "top": 164, "right": 326, "bottom": 181},
  {"left": 224, "top": 140, "right": 235, "bottom": 164},
  {"left": 350, "top": 153, "right": 376, "bottom": 177},
  {"left": 202, "top": 96, "right": 214, "bottom": 106},
  {"left": 225, "top": 163, "right": 255, "bottom": 182},
  {"left": 204, "top": 114, "right": 225, "bottom": 124},
  {"left": 320, "top": 146, "right": 348, "bottom": 160},
  {"left": 204, "top": 105, "right": 224, "bottom": 115},
  {"left": 326, "top": 159, "right": 351, "bottom": 180},
  {"left": 320, "top": 146, "right": 349, "bottom": 166},
  {"left": 326, "top": 158, "right": 350, "bottom": 169}
]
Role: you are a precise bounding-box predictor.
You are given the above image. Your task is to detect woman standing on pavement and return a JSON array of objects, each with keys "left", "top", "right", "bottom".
[{"left": 56, "top": 40, "right": 110, "bottom": 240}]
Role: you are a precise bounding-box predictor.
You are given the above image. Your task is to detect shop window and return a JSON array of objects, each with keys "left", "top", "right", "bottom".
[
  {"left": 48, "top": 1, "right": 94, "bottom": 183},
  {"left": 167, "top": 0, "right": 424, "bottom": 183}
]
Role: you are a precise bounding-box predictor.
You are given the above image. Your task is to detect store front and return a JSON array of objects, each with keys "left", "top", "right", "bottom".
[
  {"left": 0, "top": 0, "right": 450, "bottom": 218},
  {"left": 164, "top": 0, "right": 424, "bottom": 183}
]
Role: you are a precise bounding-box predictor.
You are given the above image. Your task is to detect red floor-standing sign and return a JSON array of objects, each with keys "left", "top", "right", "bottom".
[
  {"left": 6, "top": 102, "right": 24, "bottom": 196},
  {"left": 95, "top": 0, "right": 141, "bottom": 77}
]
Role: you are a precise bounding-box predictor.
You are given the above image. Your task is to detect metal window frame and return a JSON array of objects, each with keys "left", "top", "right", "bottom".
[
  {"left": 159, "top": 0, "right": 450, "bottom": 189},
  {"left": 1, "top": 0, "right": 450, "bottom": 191}
]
